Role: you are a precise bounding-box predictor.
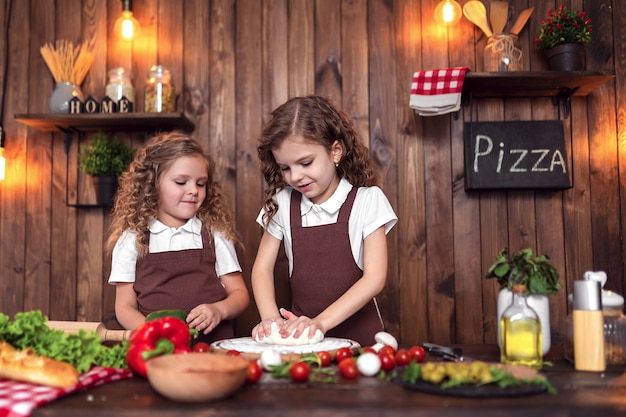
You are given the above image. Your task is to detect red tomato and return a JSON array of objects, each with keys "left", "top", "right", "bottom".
[
  {"left": 317, "top": 351, "right": 332, "bottom": 367},
  {"left": 246, "top": 361, "right": 262, "bottom": 384},
  {"left": 335, "top": 347, "right": 353, "bottom": 362},
  {"left": 409, "top": 345, "right": 426, "bottom": 363},
  {"left": 226, "top": 349, "right": 241, "bottom": 356},
  {"left": 361, "top": 346, "right": 376, "bottom": 355},
  {"left": 379, "top": 345, "right": 396, "bottom": 356},
  {"left": 192, "top": 342, "right": 210, "bottom": 353},
  {"left": 378, "top": 352, "right": 396, "bottom": 372},
  {"left": 290, "top": 361, "right": 311, "bottom": 382},
  {"left": 338, "top": 358, "right": 359, "bottom": 380},
  {"left": 395, "top": 349, "right": 412, "bottom": 366}
]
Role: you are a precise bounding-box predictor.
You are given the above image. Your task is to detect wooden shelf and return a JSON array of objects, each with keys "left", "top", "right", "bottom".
[
  {"left": 463, "top": 71, "right": 614, "bottom": 98},
  {"left": 14, "top": 112, "right": 195, "bottom": 208},
  {"left": 14, "top": 112, "right": 195, "bottom": 133}
]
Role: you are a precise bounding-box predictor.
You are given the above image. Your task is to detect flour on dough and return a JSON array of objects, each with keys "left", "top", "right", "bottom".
[{"left": 255, "top": 322, "right": 324, "bottom": 346}]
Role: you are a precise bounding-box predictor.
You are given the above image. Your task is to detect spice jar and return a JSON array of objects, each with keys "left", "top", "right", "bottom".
[
  {"left": 144, "top": 65, "right": 175, "bottom": 112},
  {"left": 105, "top": 67, "right": 135, "bottom": 103},
  {"left": 565, "top": 271, "right": 626, "bottom": 365},
  {"left": 484, "top": 34, "right": 523, "bottom": 72}
]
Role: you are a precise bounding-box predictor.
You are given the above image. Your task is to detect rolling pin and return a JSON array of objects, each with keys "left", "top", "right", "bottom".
[{"left": 47, "top": 321, "right": 132, "bottom": 342}]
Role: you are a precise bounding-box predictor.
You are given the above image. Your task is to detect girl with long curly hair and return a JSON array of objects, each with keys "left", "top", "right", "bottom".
[
  {"left": 107, "top": 131, "right": 249, "bottom": 344},
  {"left": 252, "top": 96, "right": 397, "bottom": 346}
]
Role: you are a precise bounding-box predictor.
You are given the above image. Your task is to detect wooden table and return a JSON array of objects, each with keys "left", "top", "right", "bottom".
[{"left": 32, "top": 345, "right": 626, "bottom": 417}]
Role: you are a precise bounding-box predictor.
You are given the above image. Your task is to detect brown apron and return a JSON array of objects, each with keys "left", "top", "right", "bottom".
[
  {"left": 289, "top": 187, "right": 384, "bottom": 346},
  {"left": 134, "top": 226, "right": 234, "bottom": 344}
]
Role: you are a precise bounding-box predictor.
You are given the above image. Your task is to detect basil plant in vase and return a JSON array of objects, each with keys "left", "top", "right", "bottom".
[
  {"left": 78, "top": 132, "right": 135, "bottom": 207},
  {"left": 484, "top": 247, "right": 562, "bottom": 355}
]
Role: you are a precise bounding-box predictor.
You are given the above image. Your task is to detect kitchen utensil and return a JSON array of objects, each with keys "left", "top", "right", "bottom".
[
  {"left": 422, "top": 342, "right": 473, "bottom": 362},
  {"left": 463, "top": 1, "right": 493, "bottom": 37},
  {"left": 490, "top": 1, "right": 509, "bottom": 35},
  {"left": 510, "top": 7, "right": 534, "bottom": 35},
  {"left": 47, "top": 321, "right": 131, "bottom": 342}
]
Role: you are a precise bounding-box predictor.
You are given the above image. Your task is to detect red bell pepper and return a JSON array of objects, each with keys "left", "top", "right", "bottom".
[{"left": 125, "top": 316, "right": 192, "bottom": 377}]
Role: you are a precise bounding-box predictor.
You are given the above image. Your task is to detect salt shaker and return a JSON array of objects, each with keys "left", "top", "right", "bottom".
[{"left": 573, "top": 279, "right": 606, "bottom": 371}]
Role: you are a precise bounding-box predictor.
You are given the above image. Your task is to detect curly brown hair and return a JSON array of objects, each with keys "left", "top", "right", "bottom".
[
  {"left": 257, "top": 95, "right": 378, "bottom": 227},
  {"left": 106, "top": 131, "right": 239, "bottom": 257}
]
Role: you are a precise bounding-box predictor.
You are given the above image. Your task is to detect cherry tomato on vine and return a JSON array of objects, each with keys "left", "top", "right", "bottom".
[
  {"left": 290, "top": 361, "right": 311, "bottom": 382},
  {"left": 338, "top": 358, "right": 359, "bottom": 380},
  {"left": 395, "top": 349, "right": 412, "bottom": 366},
  {"left": 192, "top": 342, "right": 210, "bottom": 353},
  {"left": 379, "top": 345, "right": 396, "bottom": 357},
  {"left": 335, "top": 347, "right": 353, "bottom": 362},
  {"left": 409, "top": 345, "right": 426, "bottom": 363},
  {"left": 361, "top": 346, "right": 376, "bottom": 355},
  {"left": 246, "top": 361, "right": 262, "bottom": 384},
  {"left": 378, "top": 351, "right": 396, "bottom": 372},
  {"left": 317, "top": 351, "right": 332, "bottom": 367}
]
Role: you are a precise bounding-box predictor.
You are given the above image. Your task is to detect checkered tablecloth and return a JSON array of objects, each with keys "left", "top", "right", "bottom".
[
  {"left": 409, "top": 67, "right": 470, "bottom": 116},
  {"left": 0, "top": 367, "right": 132, "bottom": 417}
]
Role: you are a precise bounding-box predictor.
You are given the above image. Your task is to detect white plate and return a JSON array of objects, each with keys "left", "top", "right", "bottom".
[{"left": 211, "top": 337, "right": 360, "bottom": 359}]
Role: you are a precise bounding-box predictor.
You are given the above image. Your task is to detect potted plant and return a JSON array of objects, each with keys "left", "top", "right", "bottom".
[
  {"left": 535, "top": 4, "right": 592, "bottom": 71},
  {"left": 484, "top": 247, "right": 562, "bottom": 355},
  {"left": 78, "top": 132, "right": 135, "bottom": 207}
]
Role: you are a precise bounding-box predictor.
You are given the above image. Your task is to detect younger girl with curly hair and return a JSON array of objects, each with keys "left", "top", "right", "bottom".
[
  {"left": 107, "top": 131, "right": 249, "bottom": 344},
  {"left": 251, "top": 95, "right": 397, "bottom": 346}
]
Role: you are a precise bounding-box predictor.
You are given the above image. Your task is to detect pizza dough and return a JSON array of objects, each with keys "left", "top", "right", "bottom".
[{"left": 254, "top": 321, "right": 325, "bottom": 346}]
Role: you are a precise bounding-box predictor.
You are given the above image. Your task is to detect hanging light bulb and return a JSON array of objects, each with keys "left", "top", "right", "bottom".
[
  {"left": 114, "top": 0, "right": 140, "bottom": 41},
  {"left": 434, "top": 0, "right": 462, "bottom": 26},
  {"left": 0, "top": 127, "right": 6, "bottom": 181}
]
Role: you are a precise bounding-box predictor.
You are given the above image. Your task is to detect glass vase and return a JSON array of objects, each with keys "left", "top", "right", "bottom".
[{"left": 49, "top": 82, "right": 84, "bottom": 114}]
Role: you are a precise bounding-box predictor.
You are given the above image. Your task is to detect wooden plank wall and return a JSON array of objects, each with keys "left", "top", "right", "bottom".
[{"left": 0, "top": 0, "right": 623, "bottom": 349}]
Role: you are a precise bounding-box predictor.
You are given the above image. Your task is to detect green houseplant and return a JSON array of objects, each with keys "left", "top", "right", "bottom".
[
  {"left": 485, "top": 247, "right": 562, "bottom": 355},
  {"left": 78, "top": 132, "right": 135, "bottom": 207},
  {"left": 535, "top": 5, "right": 592, "bottom": 71},
  {"left": 485, "top": 247, "right": 562, "bottom": 296}
]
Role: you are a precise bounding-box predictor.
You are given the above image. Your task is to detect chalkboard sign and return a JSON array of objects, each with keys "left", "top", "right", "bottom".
[{"left": 463, "top": 120, "right": 572, "bottom": 191}]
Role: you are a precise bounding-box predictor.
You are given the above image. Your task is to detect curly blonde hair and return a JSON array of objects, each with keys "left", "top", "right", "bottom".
[
  {"left": 106, "top": 131, "right": 239, "bottom": 257},
  {"left": 257, "top": 95, "right": 378, "bottom": 227}
]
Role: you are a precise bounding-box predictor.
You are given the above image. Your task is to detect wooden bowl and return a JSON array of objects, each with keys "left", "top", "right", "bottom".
[{"left": 146, "top": 352, "right": 248, "bottom": 402}]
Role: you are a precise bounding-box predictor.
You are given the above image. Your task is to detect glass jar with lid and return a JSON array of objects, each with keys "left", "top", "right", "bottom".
[
  {"left": 564, "top": 271, "right": 626, "bottom": 365},
  {"left": 105, "top": 67, "right": 135, "bottom": 103},
  {"left": 144, "top": 65, "right": 175, "bottom": 112}
]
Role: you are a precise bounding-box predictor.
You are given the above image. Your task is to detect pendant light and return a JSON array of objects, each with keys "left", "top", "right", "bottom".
[
  {"left": 434, "top": 0, "right": 463, "bottom": 26},
  {"left": 114, "top": 0, "right": 140, "bottom": 42}
]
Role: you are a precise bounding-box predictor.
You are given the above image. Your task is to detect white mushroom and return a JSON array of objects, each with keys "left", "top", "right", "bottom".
[{"left": 371, "top": 331, "right": 398, "bottom": 352}]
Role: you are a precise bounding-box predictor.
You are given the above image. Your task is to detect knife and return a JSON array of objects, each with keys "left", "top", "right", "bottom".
[{"left": 422, "top": 342, "right": 472, "bottom": 362}]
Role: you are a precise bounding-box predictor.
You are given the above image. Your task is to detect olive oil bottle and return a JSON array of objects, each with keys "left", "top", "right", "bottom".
[{"left": 499, "top": 284, "right": 543, "bottom": 368}]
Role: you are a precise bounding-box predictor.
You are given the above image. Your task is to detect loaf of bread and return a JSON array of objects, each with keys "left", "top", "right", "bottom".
[{"left": 0, "top": 341, "right": 79, "bottom": 388}]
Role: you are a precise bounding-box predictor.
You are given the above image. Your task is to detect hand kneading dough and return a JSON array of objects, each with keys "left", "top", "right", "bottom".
[{"left": 255, "top": 322, "right": 324, "bottom": 346}]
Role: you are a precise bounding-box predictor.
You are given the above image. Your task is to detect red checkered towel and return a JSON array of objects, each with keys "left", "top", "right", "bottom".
[
  {"left": 0, "top": 367, "right": 132, "bottom": 417},
  {"left": 409, "top": 67, "right": 470, "bottom": 116}
]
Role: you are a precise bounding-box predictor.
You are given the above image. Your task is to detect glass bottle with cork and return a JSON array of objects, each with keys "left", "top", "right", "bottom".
[{"left": 499, "top": 283, "right": 543, "bottom": 368}]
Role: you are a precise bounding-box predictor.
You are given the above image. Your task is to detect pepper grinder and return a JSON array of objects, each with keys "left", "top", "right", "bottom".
[{"left": 573, "top": 279, "right": 606, "bottom": 371}]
